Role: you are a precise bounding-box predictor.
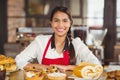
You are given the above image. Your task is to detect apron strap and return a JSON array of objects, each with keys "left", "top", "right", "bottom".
[{"left": 42, "top": 37, "right": 52, "bottom": 59}]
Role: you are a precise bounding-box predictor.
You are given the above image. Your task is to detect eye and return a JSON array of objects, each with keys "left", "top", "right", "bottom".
[
  {"left": 53, "top": 18, "right": 59, "bottom": 22},
  {"left": 63, "top": 19, "right": 69, "bottom": 22},
  {"left": 54, "top": 20, "right": 59, "bottom": 22}
]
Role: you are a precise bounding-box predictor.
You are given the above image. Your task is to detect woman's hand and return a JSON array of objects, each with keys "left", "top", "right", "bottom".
[{"left": 24, "top": 63, "right": 49, "bottom": 70}]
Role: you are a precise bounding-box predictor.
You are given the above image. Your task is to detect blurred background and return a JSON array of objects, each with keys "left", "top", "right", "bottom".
[{"left": 0, "top": 0, "right": 120, "bottom": 65}]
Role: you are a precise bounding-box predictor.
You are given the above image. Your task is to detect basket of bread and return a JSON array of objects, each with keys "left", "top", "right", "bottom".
[
  {"left": 73, "top": 62, "right": 103, "bottom": 80},
  {"left": 0, "top": 54, "right": 17, "bottom": 80},
  {"left": 0, "top": 54, "right": 17, "bottom": 72}
]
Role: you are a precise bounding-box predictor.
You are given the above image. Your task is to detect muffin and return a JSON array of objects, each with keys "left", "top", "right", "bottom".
[{"left": 47, "top": 72, "right": 66, "bottom": 80}]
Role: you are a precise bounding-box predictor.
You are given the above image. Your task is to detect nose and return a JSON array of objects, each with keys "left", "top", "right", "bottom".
[{"left": 58, "top": 21, "right": 63, "bottom": 28}]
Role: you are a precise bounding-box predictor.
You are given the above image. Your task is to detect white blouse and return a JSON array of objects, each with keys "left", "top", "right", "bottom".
[{"left": 15, "top": 35, "right": 101, "bottom": 69}]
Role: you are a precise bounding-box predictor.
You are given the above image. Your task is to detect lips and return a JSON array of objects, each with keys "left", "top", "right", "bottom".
[{"left": 57, "top": 28, "right": 64, "bottom": 32}]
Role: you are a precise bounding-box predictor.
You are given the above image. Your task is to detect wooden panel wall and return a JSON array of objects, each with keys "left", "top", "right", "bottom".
[
  {"left": 0, "top": 0, "right": 7, "bottom": 54},
  {"left": 103, "top": 0, "right": 116, "bottom": 64}
]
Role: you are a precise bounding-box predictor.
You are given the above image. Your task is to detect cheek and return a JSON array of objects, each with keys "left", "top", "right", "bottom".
[
  {"left": 51, "top": 22, "right": 71, "bottom": 28},
  {"left": 66, "top": 23, "right": 71, "bottom": 28},
  {"left": 51, "top": 23, "right": 57, "bottom": 32},
  {"left": 51, "top": 22, "right": 57, "bottom": 27}
]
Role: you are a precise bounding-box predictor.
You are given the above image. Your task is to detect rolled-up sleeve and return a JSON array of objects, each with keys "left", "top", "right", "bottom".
[
  {"left": 15, "top": 39, "right": 39, "bottom": 70},
  {"left": 72, "top": 37, "right": 101, "bottom": 65}
]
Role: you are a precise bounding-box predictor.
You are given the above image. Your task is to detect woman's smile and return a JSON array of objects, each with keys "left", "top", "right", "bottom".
[{"left": 57, "top": 28, "right": 64, "bottom": 32}]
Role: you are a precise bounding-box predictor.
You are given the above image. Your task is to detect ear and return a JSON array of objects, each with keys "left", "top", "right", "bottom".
[{"left": 70, "top": 20, "right": 73, "bottom": 25}]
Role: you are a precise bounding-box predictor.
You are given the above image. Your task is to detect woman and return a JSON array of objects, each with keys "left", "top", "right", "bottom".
[{"left": 15, "top": 6, "right": 101, "bottom": 72}]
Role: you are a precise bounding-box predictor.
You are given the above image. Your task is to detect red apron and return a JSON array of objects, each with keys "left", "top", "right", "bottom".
[{"left": 41, "top": 37, "right": 70, "bottom": 65}]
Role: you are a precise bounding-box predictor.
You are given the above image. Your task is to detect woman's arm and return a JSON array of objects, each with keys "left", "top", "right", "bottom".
[
  {"left": 73, "top": 37, "right": 101, "bottom": 65},
  {"left": 15, "top": 39, "right": 40, "bottom": 70},
  {"left": 23, "top": 63, "right": 49, "bottom": 70}
]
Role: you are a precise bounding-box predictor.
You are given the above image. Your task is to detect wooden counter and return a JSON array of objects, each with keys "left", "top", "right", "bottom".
[
  {"left": 6, "top": 70, "right": 24, "bottom": 80},
  {"left": 6, "top": 70, "right": 74, "bottom": 80}
]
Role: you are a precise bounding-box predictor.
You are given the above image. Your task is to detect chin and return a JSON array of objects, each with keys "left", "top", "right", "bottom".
[
  {"left": 55, "top": 32, "right": 67, "bottom": 37},
  {"left": 57, "top": 34, "right": 67, "bottom": 37}
]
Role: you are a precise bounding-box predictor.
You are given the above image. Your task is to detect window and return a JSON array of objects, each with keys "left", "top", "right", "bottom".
[
  {"left": 26, "top": 0, "right": 83, "bottom": 27},
  {"left": 116, "top": 0, "right": 120, "bottom": 42},
  {"left": 87, "top": 0, "right": 104, "bottom": 26},
  {"left": 26, "top": 0, "right": 70, "bottom": 27},
  {"left": 116, "top": 0, "right": 120, "bottom": 26}
]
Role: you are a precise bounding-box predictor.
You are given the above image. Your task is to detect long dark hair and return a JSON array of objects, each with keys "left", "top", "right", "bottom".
[{"left": 50, "top": 6, "right": 76, "bottom": 65}]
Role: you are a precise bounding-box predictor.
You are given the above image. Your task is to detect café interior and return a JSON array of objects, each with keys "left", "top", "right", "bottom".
[
  {"left": 0, "top": 0, "right": 120, "bottom": 80},
  {"left": 0, "top": 0, "right": 119, "bottom": 66}
]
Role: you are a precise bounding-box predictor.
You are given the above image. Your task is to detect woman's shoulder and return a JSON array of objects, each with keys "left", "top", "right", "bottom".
[
  {"left": 36, "top": 34, "right": 52, "bottom": 38},
  {"left": 35, "top": 34, "right": 52, "bottom": 42},
  {"left": 72, "top": 37, "right": 86, "bottom": 46},
  {"left": 72, "top": 37, "right": 82, "bottom": 42}
]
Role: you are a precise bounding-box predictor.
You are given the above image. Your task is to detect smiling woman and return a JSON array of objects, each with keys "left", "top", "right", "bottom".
[{"left": 15, "top": 7, "right": 101, "bottom": 80}]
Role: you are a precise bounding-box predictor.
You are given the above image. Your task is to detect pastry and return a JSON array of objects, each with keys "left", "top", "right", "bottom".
[
  {"left": 0, "top": 55, "right": 17, "bottom": 72},
  {"left": 106, "top": 70, "right": 120, "bottom": 80},
  {"left": 24, "top": 70, "right": 44, "bottom": 80},
  {"left": 47, "top": 72, "right": 66, "bottom": 80},
  {"left": 24, "top": 65, "right": 59, "bottom": 80},
  {"left": 73, "top": 62, "right": 103, "bottom": 79}
]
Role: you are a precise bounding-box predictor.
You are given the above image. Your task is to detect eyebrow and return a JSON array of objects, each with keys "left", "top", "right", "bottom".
[
  {"left": 53, "top": 17, "right": 69, "bottom": 20},
  {"left": 53, "top": 18, "right": 58, "bottom": 20}
]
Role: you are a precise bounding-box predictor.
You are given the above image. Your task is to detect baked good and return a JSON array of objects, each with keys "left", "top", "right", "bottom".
[
  {"left": 24, "top": 65, "right": 60, "bottom": 80},
  {"left": 24, "top": 70, "right": 44, "bottom": 80},
  {"left": 0, "top": 55, "right": 5, "bottom": 60},
  {"left": 43, "top": 65, "right": 58, "bottom": 74},
  {"left": 106, "top": 70, "right": 120, "bottom": 80},
  {"left": 0, "top": 55, "right": 17, "bottom": 72},
  {"left": 73, "top": 62, "right": 103, "bottom": 79},
  {"left": 24, "top": 66, "right": 45, "bottom": 80},
  {"left": 47, "top": 72, "right": 66, "bottom": 80}
]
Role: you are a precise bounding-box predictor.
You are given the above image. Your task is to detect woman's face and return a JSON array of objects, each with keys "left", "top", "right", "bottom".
[{"left": 50, "top": 11, "right": 71, "bottom": 37}]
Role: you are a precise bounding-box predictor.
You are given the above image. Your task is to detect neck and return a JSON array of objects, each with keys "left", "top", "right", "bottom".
[
  {"left": 54, "top": 34, "right": 67, "bottom": 53},
  {"left": 54, "top": 34, "right": 66, "bottom": 44}
]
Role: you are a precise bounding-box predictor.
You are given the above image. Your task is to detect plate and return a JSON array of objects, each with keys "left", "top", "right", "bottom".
[
  {"left": 66, "top": 70, "right": 98, "bottom": 80},
  {"left": 104, "top": 65, "right": 120, "bottom": 72},
  {"left": 68, "top": 75, "right": 94, "bottom": 80},
  {"left": 68, "top": 73, "right": 106, "bottom": 80}
]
